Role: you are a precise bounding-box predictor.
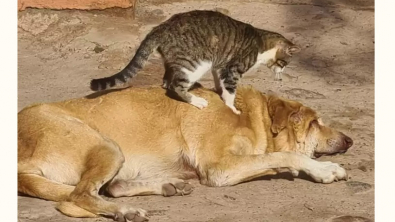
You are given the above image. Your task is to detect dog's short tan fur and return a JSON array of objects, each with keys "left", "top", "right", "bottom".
[{"left": 18, "top": 86, "right": 353, "bottom": 222}]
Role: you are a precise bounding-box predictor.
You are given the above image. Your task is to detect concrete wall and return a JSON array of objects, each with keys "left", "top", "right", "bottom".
[{"left": 18, "top": 0, "right": 137, "bottom": 11}]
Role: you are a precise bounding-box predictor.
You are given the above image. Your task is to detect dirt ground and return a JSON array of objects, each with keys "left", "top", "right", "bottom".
[{"left": 18, "top": 0, "right": 375, "bottom": 221}]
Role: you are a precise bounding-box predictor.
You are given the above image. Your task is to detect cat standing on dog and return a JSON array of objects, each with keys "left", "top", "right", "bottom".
[{"left": 90, "top": 10, "right": 300, "bottom": 114}]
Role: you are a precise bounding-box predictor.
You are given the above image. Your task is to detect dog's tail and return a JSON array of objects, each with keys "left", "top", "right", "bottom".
[
  {"left": 56, "top": 201, "right": 98, "bottom": 218},
  {"left": 90, "top": 32, "right": 160, "bottom": 91}
]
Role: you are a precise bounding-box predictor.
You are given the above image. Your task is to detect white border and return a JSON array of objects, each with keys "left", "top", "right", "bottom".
[
  {"left": 0, "top": 0, "right": 17, "bottom": 221},
  {"left": 375, "top": 0, "right": 395, "bottom": 221},
  {"left": 5, "top": 1, "right": 390, "bottom": 222}
]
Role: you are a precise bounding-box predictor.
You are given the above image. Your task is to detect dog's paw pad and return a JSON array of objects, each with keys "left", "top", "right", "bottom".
[
  {"left": 175, "top": 182, "right": 193, "bottom": 194},
  {"left": 116, "top": 208, "right": 148, "bottom": 222},
  {"left": 162, "top": 181, "right": 193, "bottom": 197},
  {"left": 162, "top": 183, "right": 177, "bottom": 196}
]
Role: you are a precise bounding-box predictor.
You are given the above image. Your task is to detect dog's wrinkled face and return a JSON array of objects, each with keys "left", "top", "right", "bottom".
[
  {"left": 304, "top": 118, "right": 353, "bottom": 158},
  {"left": 289, "top": 107, "right": 353, "bottom": 158},
  {"left": 268, "top": 96, "right": 353, "bottom": 158}
]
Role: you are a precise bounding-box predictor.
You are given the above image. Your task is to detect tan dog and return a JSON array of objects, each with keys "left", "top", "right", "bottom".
[{"left": 18, "top": 86, "right": 353, "bottom": 222}]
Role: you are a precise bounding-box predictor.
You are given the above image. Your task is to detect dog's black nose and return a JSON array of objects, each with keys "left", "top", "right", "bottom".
[{"left": 344, "top": 136, "right": 353, "bottom": 148}]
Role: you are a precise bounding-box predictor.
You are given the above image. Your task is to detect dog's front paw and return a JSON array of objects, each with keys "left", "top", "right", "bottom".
[{"left": 308, "top": 161, "right": 348, "bottom": 184}]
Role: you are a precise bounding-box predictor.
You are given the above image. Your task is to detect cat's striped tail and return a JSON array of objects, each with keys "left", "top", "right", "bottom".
[{"left": 90, "top": 35, "right": 159, "bottom": 91}]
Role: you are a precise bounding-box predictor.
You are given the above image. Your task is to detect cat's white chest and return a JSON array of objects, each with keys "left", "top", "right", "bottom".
[
  {"left": 245, "top": 48, "right": 277, "bottom": 74},
  {"left": 181, "top": 61, "right": 212, "bottom": 83},
  {"left": 256, "top": 48, "right": 277, "bottom": 66}
]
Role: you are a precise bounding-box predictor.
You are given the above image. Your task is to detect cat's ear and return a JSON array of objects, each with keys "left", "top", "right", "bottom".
[
  {"left": 285, "top": 45, "right": 301, "bottom": 56},
  {"left": 268, "top": 96, "right": 301, "bottom": 134}
]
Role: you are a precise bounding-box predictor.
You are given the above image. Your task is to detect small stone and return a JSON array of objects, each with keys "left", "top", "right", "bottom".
[
  {"left": 283, "top": 88, "right": 326, "bottom": 99},
  {"left": 150, "top": 9, "right": 164, "bottom": 16},
  {"left": 19, "top": 0, "right": 134, "bottom": 11},
  {"left": 223, "top": 194, "right": 236, "bottom": 200},
  {"left": 346, "top": 181, "right": 372, "bottom": 194},
  {"left": 330, "top": 215, "right": 373, "bottom": 222},
  {"left": 18, "top": 13, "right": 59, "bottom": 35},
  {"left": 311, "top": 59, "right": 327, "bottom": 68},
  {"left": 313, "top": 14, "right": 324, "bottom": 20},
  {"left": 214, "top": 7, "right": 230, "bottom": 15},
  {"left": 93, "top": 45, "right": 105, "bottom": 53},
  {"left": 358, "top": 165, "right": 367, "bottom": 172},
  {"left": 304, "top": 203, "right": 314, "bottom": 211}
]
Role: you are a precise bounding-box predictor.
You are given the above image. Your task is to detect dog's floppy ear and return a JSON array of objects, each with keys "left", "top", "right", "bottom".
[
  {"left": 268, "top": 96, "right": 301, "bottom": 134},
  {"left": 290, "top": 106, "right": 316, "bottom": 143}
]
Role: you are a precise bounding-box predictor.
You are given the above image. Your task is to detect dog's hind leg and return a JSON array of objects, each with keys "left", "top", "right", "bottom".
[
  {"left": 18, "top": 172, "right": 75, "bottom": 202},
  {"left": 107, "top": 178, "right": 193, "bottom": 197},
  {"left": 18, "top": 162, "right": 97, "bottom": 218},
  {"left": 202, "top": 152, "right": 348, "bottom": 186},
  {"left": 59, "top": 138, "right": 148, "bottom": 222}
]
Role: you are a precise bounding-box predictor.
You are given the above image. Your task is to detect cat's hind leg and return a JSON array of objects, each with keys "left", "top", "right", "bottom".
[
  {"left": 167, "top": 64, "right": 209, "bottom": 109},
  {"left": 211, "top": 69, "right": 222, "bottom": 94},
  {"left": 162, "top": 64, "right": 172, "bottom": 89}
]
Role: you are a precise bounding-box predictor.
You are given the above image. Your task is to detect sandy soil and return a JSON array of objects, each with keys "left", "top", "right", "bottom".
[{"left": 18, "top": 0, "right": 374, "bottom": 221}]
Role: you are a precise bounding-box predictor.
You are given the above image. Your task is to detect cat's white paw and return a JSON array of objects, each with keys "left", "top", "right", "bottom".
[
  {"left": 190, "top": 96, "right": 208, "bottom": 109},
  {"left": 274, "top": 72, "right": 283, "bottom": 81},
  {"left": 308, "top": 161, "right": 348, "bottom": 184},
  {"left": 162, "top": 82, "right": 169, "bottom": 89},
  {"left": 227, "top": 105, "right": 241, "bottom": 115}
]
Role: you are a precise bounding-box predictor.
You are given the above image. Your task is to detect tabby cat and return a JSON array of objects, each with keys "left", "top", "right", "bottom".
[{"left": 90, "top": 10, "right": 300, "bottom": 114}]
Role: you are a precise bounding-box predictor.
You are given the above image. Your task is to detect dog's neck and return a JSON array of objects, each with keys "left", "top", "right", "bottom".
[
  {"left": 234, "top": 89, "right": 302, "bottom": 155},
  {"left": 234, "top": 87, "right": 276, "bottom": 154}
]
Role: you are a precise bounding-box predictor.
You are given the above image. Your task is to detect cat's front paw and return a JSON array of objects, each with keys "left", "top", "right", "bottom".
[
  {"left": 228, "top": 105, "right": 241, "bottom": 115},
  {"left": 190, "top": 96, "right": 208, "bottom": 109},
  {"left": 161, "top": 82, "right": 169, "bottom": 89},
  {"left": 274, "top": 72, "right": 283, "bottom": 81}
]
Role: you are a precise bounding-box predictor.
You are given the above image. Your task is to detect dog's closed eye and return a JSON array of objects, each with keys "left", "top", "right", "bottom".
[{"left": 309, "top": 120, "right": 318, "bottom": 128}]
